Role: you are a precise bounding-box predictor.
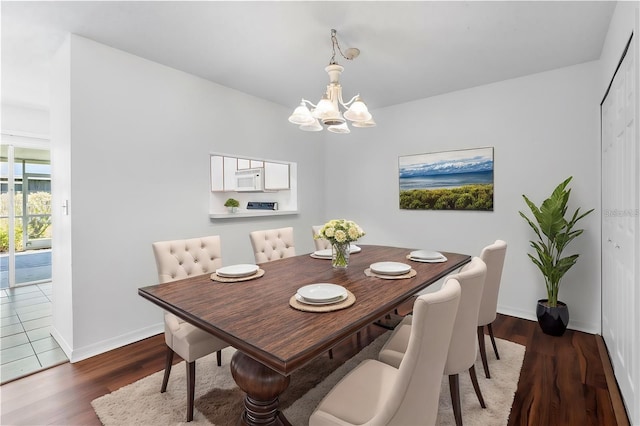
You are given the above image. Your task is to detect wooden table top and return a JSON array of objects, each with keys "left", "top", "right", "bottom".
[{"left": 138, "top": 244, "right": 470, "bottom": 375}]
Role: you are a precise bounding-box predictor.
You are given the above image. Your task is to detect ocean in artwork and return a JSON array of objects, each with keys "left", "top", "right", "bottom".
[
  {"left": 399, "top": 148, "right": 494, "bottom": 191},
  {"left": 399, "top": 170, "right": 493, "bottom": 190}
]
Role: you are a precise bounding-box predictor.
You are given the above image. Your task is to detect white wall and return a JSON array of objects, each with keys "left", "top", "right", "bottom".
[
  {"left": 1, "top": 104, "right": 49, "bottom": 137},
  {"left": 50, "top": 35, "right": 326, "bottom": 361},
  {"left": 325, "top": 61, "right": 601, "bottom": 333},
  {"left": 49, "top": 35, "right": 74, "bottom": 355}
]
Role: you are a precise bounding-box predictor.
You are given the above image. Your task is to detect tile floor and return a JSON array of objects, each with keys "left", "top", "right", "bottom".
[{"left": 0, "top": 283, "right": 68, "bottom": 384}]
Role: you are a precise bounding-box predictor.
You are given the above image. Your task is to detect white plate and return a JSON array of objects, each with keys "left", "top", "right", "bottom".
[
  {"left": 370, "top": 261, "right": 412, "bottom": 276},
  {"left": 409, "top": 250, "right": 443, "bottom": 260},
  {"left": 312, "top": 245, "right": 362, "bottom": 259},
  {"left": 312, "top": 249, "right": 333, "bottom": 258},
  {"left": 295, "top": 293, "right": 348, "bottom": 306},
  {"left": 409, "top": 256, "right": 447, "bottom": 263},
  {"left": 297, "top": 283, "right": 347, "bottom": 302},
  {"left": 215, "top": 264, "right": 259, "bottom": 278}
]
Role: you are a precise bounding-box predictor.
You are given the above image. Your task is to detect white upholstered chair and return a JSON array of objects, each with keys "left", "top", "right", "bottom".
[
  {"left": 249, "top": 227, "right": 296, "bottom": 264},
  {"left": 312, "top": 225, "right": 331, "bottom": 251},
  {"left": 309, "top": 279, "right": 462, "bottom": 426},
  {"left": 477, "top": 240, "right": 507, "bottom": 379},
  {"left": 379, "top": 257, "right": 487, "bottom": 426},
  {"left": 152, "top": 235, "right": 230, "bottom": 422}
]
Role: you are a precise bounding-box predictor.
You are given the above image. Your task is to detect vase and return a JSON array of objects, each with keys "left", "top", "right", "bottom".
[
  {"left": 331, "top": 242, "right": 350, "bottom": 269},
  {"left": 536, "top": 299, "right": 569, "bottom": 336}
]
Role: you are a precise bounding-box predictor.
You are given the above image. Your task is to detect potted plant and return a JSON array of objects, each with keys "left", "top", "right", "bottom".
[
  {"left": 519, "top": 176, "right": 593, "bottom": 336},
  {"left": 224, "top": 198, "right": 240, "bottom": 213}
]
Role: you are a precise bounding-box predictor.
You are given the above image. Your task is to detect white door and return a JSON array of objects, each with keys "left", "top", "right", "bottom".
[{"left": 601, "top": 35, "right": 639, "bottom": 424}]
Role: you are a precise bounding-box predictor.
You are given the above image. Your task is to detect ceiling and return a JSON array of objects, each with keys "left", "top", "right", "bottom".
[{"left": 1, "top": 1, "right": 616, "bottom": 112}]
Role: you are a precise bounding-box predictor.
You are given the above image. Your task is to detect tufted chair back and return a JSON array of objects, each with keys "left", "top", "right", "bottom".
[
  {"left": 152, "top": 235, "right": 223, "bottom": 283},
  {"left": 249, "top": 227, "right": 296, "bottom": 264},
  {"left": 151, "top": 235, "right": 229, "bottom": 422},
  {"left": 312, "top": 225, "right": 331, "bottom": 251},
  {"left": 152, "top": 235, "right": 224, "bottom": 345}
]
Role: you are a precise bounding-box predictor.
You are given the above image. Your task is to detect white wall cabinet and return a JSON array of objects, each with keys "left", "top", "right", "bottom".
[
  {"left": 210, "top": 154, "right": 290, "bottom": 192},
  {"left": 210, "top": 155, "right": 224, "bottom": 191},
  {"left": 264, "top": 161, "right": 290, "bottom": 190}
]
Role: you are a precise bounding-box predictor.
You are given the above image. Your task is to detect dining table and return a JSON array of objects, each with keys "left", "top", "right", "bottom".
[{"left": 138, "top": 244, "right": 471, "bottom": 426}]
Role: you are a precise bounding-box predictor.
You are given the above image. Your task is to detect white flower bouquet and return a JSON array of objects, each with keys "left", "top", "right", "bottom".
[
  {"left": 315, "top": 219, "right": 365, "bottom": 245},
  {"left": 315, "top": 219, "right": 365, "bottom": 268}
]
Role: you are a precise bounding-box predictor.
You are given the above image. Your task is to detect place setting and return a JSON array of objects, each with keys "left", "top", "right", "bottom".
[
  {"left": 406, "top": 249, "right": 448, "bottom": 263},
  {"left": 364, "top": 261, "right": 417, "bottom": 279},
  {"left": 310, "top": 244, "right": 362, "bottom": 259},
  {"left": 289, "top": 283, "right": 355, "bottom": 312},
  {"left": 210, "top": 263, "right": 265, "bottom": 283}
]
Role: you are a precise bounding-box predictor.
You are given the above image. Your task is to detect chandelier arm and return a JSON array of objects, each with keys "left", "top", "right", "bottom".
[
  {"left": 301, "top": 99, "right": 318, "bottom": 109},
  {"left": 340, "top": 94, "right": 361, "bottom": 108}
]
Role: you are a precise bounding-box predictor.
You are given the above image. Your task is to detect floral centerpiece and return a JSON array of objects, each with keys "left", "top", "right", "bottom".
[{"left": 315, "top": 219, "right": 365, "bottom": 268}]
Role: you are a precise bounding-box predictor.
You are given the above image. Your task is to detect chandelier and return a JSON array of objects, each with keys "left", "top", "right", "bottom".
[{"left": 288, "top": 29, "right": 376, "bottom": 134}]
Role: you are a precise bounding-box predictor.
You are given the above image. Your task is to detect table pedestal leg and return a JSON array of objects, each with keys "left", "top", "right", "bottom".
[
  {"left": 231, "top": 351, "right": 291, "bottom": 426},
  {"left": 374, "top": 312, "right": 404, "bottom": 330}
]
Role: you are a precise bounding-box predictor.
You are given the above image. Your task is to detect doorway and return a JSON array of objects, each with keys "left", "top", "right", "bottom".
[
  {"left": 0, "top": 139, "right": 65, "bottom": 384},
  {"left": 1, "top": 144, "right": 52, "bottom": 289}
]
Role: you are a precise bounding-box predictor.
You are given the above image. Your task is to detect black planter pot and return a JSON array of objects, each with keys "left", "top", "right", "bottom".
[{"left": 536, "top": 299, "right": 569, "bottom": 336}]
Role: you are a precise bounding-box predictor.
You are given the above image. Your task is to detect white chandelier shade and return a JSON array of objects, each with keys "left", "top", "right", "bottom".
[
  {"left": 287, "top": 101, "right": 316, "bottom": 125},
  {"left": 288, "top": 30, "right": 376, "bottom": 134},
  {"left": 299, "top": 119, "right": 323, "bottom": 132},
  {"left": 352, "top": 118, "right": 377, "bottom": 128},
  {"left": 328, "top": 122, "right": 351, "bottom": 134}
]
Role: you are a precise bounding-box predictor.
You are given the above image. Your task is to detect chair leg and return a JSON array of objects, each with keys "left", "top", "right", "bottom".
[
  {"left": 216, "top": 349, "right": 222, "bottom": 367},
  {"left": 356, "top": 331, "right": 361, "bottom": 347},
  {"left": 448, "top": 374, "right": 463, "bottom": 426},
  {"left": 468, "top": 365, "right": 486, "bottom": 408},
  {"left": 487, "top": 323, "right": 500, "bottom": 360},
  {"left": 186, "top": 361, "right": 196, "bottom": 422},
  {"left": 477, "top": 325, "right": 490, "bottom": 379},
  {"left": 160, "top": 346, "right": 174, "bottom": 393}
]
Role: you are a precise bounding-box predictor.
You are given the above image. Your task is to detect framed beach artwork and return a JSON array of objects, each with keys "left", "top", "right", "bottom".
[{"left": 398, "top": 147, "right": 494, "bottom": 211}]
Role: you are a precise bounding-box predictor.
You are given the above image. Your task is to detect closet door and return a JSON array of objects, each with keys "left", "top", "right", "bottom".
[{"left": 601, "top": 35, "right": 638, "bottom": 424}]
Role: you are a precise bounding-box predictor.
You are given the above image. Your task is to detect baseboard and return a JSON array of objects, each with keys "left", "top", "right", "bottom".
[
  {"left": 49, "top": 327, "right": 72, "bottom": 359},
  {"left": 596, "top": 335, "right": 631, "bottom": 426},
  {"left": 67, "top": 323, "right": 164, "bottom": 362},
  {"left": 497, "top": 306, "right": 538, "bottom": 323},
  {"left": 497, "top": 306, "right": 600, "bottom": 334}
]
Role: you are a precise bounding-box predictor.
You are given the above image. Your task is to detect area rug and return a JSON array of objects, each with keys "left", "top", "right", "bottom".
[{"left": 92, "top": 333, "right": 525, "bottom": 425}]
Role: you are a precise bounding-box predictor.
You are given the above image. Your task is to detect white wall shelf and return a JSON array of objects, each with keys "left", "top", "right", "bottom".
[{"left": 209, "top": 210, "right": 299, "bottom": 219}]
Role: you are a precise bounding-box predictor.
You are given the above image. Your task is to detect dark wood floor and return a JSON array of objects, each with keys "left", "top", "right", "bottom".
[{"left": 0, "top": 313, "right": 626, "bottom": 425}]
